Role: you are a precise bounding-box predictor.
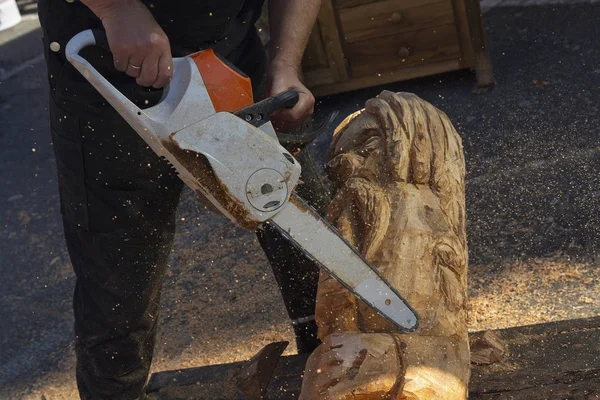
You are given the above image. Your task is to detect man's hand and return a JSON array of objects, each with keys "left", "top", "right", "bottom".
[
  {"left": 267, "top": 62, "right": 315, "bottom": 132},
  {"left": 268, "top": 0, "right": 321, "bottom": 132},
  {"left": 82, "top": 0, "right": 172, "bottom": 88}
]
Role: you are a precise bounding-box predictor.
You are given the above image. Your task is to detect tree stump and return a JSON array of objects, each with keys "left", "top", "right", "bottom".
[{"left": 299, "top": 91, "right": 469, "bottom": 400}]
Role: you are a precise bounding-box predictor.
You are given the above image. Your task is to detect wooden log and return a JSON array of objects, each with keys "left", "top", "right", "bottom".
[
  {"left": 469, "top": 316, "right": 600, "bottom": 400},
  {"left": 146, "top": 353, "right": 308, "bottom": 400},
  {"left": 299, "top": 91, "right": 470, "bottom": 400},
  {"left": 146, "top": 317, "right": 600, "bottom": 399}
]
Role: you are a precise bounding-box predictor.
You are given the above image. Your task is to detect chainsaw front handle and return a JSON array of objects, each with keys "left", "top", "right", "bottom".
[{"left": 234, "top": 90, "right": 299, "bottom": 128}]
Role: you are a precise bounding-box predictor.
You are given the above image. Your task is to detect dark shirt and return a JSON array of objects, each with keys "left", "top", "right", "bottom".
[
  {"left": 143, "top": 0, "right": 265, "bottom": 54},
  {"left": 39, "top": 0, "right": 265, "bottom": 56},
  {"left": 38, "top": 0, "right": 267, "bottom": 112}
]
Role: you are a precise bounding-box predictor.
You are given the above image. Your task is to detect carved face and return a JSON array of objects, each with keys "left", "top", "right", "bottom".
[{"left": 328, "top": 109, "right": 386, "bottom": 185}]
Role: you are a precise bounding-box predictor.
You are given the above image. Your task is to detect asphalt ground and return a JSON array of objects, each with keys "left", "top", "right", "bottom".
[{"left": 1, "top": 2, "right": 599, "bottom": 398}]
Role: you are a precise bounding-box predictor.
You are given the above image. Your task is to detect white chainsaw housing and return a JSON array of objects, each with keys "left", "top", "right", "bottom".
[{"left": 65, "top": 30, "right": 301, "bottom": 226}]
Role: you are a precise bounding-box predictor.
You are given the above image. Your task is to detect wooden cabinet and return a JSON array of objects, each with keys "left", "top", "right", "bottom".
[{"left": 301, "top": 0, "right": 495, "bottom": 96}]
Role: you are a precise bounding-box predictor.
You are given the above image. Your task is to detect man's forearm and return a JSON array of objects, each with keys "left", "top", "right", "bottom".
[
  {"left": 268, "top": 0, "right": 321, "bottom": 72},
  {"left": 81, "top": 0, "right": 138, "bottom": 19}
]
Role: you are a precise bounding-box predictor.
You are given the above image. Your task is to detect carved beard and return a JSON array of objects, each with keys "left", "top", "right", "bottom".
[
  {"left": 326, "top": 176, "right": 391, "bottom": 262},
  {"left": 326, "top": 99, "right": 396, "bottom": 262}
]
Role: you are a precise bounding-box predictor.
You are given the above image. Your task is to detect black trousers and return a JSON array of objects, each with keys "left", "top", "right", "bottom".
[{"left": 38, "top": 2, "right": 321, "bottom": 399}]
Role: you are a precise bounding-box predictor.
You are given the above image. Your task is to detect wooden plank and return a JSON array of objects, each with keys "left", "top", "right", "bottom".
[
  {"left": 301, "top": 26, "right": 330, "bottom": 70},
  {"left": 316, "top": 0, "right": 349, "bottom": 82},
  {"left": 303, "top": 68, "right": 337, "bottom": 88},
  {"left": 338, "top": 0, "right": 455, "bottom": 43},
  {"left": 472, "top": 372, "right": 600, "bottom": 400},
  {"left": 302, "top": 0, "right": 349, "bottom": 89},
  {"left": 148, "top": 317, "right": 600, "bottom": 399},
  {"left": 334, "top": 0, "right": 380, "bottom": 8},
  {"left": 344, "top": 23, "right": 461, "bottom": 78},
  {"left": 311, "top": 59, "right": 462, "bottom": 97}
]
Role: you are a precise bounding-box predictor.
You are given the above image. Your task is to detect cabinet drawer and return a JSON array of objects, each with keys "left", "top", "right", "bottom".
[
  {"left": 345, "top": 24, "right": 461, "bottom": 78},
  {"left": 338, "top": 0, "right": 456, "bottom": 43}
]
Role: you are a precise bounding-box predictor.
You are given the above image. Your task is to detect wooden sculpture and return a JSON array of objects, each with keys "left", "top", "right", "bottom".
[{"left": 299, "top": 91, "right": 469, "bottom": 400}]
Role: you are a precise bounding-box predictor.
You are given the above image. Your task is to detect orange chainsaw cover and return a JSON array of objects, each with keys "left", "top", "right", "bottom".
[{"left": 190, "top": 49, "right": 254, "bottom": 113}]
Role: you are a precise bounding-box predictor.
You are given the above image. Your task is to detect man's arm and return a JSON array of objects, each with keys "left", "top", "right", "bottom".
[
  {"left": 81, "top": 0, "right": 172, "bottom": 88},
  {"left": 267, "top": 0, "right": 321, "bottom": 132}
]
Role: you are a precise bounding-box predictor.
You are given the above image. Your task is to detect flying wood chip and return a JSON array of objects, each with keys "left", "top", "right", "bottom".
[{"left": 532, "top": 80, "right": 551, "bottom": 87}]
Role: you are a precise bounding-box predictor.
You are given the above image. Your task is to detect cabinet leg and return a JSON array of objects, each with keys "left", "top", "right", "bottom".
[
  {"left": 464, "top": 0, "right": 496, "bottom": 93},
  {"left": 473, "top": 52, "right": 496, "bottom": 94}
]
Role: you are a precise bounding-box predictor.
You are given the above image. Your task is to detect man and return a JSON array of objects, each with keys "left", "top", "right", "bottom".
[{"left": 37, "top": 0, "right": 323, "bottom": 398}]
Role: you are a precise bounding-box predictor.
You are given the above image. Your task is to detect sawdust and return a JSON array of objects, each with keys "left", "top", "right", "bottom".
[
  {"left": 468, "top": 251, "right": 600, "bottom": 331},
  {"left": 151, "top": 192, "right": 297, "bottom": 369}
]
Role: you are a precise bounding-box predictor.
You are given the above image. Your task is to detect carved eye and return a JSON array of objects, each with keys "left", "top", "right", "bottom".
[{"left": 359, "top": 135, "right": 382, "bottom": 155}]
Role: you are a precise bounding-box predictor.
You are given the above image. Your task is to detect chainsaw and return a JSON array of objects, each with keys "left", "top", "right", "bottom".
[{"left": 65, "top": 30, "right": 418, "bottom": 332}]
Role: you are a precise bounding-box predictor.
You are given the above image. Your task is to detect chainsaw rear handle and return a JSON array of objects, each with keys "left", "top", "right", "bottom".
[
  {"left": 71, "top": 30, "right": 299, "bottom": 115},
  {"left": 65, "top": 30, "right": 300, "bottom": 138},
  {"left": 65, "top": 29, "right": 213, "bottom": 140},
  {"left": 90, "top": 29, "right": 110, "bottom": 52}
]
